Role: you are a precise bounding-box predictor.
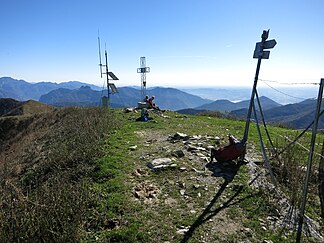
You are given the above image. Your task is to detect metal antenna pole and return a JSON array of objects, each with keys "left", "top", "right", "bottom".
[
  {"left": 296, "top": 78, "right": 324, "bottom": 242},
  {"left": 105, "top": 50, "right": 110, "bottom": 108}
]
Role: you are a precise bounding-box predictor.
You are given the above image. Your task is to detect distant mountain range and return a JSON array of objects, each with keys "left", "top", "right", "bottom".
[
  {"left": 194, "top": 96, "right": 281, "bottom": 112},
  {"left": 39, "top": 86, "right": 211, "bottom": 110},
  {"left": 0, "top": 77, "right": 101, "bottom": 101},
  {"left": 1, "top": 77, "right": 323, "bottom": 129},
  {"left": 0, "top": 77, "right": 210, "bottom": 110},
  {"left": 230, "top": 98, "right": 324, "bottom": 129}
]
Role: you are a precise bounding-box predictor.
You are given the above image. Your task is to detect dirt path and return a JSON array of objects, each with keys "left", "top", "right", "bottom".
[{"left": 128, "top": 125, "right": 323, "bottom": 242}]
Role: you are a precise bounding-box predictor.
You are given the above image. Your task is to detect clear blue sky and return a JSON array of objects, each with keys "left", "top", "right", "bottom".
[{"left": 1, "top": 0, "right": 323, "bottom": 88}]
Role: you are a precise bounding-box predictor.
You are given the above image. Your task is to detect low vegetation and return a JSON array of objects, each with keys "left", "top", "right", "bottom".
[{"left": 0, "top": 106, "right": 323, "bottom": 242}]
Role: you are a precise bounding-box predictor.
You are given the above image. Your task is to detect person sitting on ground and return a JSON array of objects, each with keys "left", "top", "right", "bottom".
[
  {"left": 148, "top": 96, "right": 155, "bottom": 109},
  {"left": 148, "top": 95, "right": 165, "bottom": 112},
  {"left": 143, "top": 95, "right": 149, "bottom": 102}
]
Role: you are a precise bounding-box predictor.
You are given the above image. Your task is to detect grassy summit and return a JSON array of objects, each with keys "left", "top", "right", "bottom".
[{"left": 0, "top": 107, "right": 323, "bottom": 242}]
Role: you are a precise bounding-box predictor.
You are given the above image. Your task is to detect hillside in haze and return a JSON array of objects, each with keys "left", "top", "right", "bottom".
[
  {"left": 0, "top": 77, "right": 101, "bottom": 101},
  {"left": 231, "top": 98, "right": 324, "bottom": 129},
  {"left": 0, "top": 77, "right": 211, "bottom": 110},
  {"left": 39, "top": 86, "right": 211, "bottom": 111},
  {"left": 195, "top": 96, "right": 281, "bottom": 112}
]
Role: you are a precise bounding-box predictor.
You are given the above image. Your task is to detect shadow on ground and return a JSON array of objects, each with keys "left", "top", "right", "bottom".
[{"left": 181, "top": 160, "right": 258, "bottom": 242}]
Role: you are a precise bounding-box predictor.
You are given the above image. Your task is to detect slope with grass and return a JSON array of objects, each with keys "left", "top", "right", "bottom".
[{"left": 1, "top": 106, "right": 323, "bottom": 242}]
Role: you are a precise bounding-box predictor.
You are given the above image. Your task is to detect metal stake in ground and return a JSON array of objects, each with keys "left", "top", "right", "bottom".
[
  {"left": 296, "top": 78, "right": 324, "bottom": 242},
  {"left": 241, "top": 29, "right": 277, "bottom": 160}
]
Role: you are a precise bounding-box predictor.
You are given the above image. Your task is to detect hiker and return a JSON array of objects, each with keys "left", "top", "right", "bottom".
[
  {"left": 143, "top": 95, "right": 149, "bottom": 102},
  {"left": 148, "top": 95, "right": 164, "bottom": 112},
  {"left": 148, "top": 96, "right": 156, "bottom": 109}
]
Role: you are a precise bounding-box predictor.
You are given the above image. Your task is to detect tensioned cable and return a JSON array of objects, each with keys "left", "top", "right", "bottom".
[
  {"left": 270, "top": 129, "right": 324, "bottom": 160},
  {"left": 259, "top": 79, "right": 319, "bottom": 86},
  {"left": 269, "top": 110, "right": 324, "bottom": 160},
  {"left": 260, "top": 80, "right": 313, "bottom": 100}
]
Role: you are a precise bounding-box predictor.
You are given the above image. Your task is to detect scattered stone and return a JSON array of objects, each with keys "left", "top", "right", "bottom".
[
  {"left": 124, "top": 107, "right": 135, "bottom": 113},
  {"left": 196, "top": 152, "right": 205, "bottom": 157},
  {"left": 197, "top": 192, "right": 201, "bottom": 197},
  {"left": 147, "top": 158, "right": 177, "bottom": 170},
  {"left": 129, "top": 145, "right": 137, "bottom": 151},
  {"left": 190, "top": 210, "right": 197, "bottom": 214},
  {"left": 187, "top": 144, "right": 198, "bottom": 151},
  {"left": 242, "top": 227, "right": 253, "bottom": 237},
  {"left": 207, "top": 145, "right": 215, "bottom": 150},
  {"left": 179, "top": 182, "right": 186, "bottom": 188},
  {"left": 262, "top": 240, "right": 273, "bottom": 243},
  {"left": 193, "top": 184, "right": 200, "bottom": 189},
  {"left": 172, "top": 149, "right": 185, "bottom": 158},
  {"left": 197, "top": 147, "right": 206, "bottom": 151},
  {"left": 176, "top": 228, "right": 189, "bottom": 235},
  {"left": 190, "top": 135, "right": 201, "bottom": 140},
  {"left": 169, "top": 132, "right": 189, "bottom": 141},
  {"left": 179, "top": 167, "right": 187, "bottom": 172},
  {"left": 180, "top": 189, "right": 186, "bottom": 195}
]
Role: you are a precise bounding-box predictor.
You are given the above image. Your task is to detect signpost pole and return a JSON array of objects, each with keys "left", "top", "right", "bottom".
[{"left": 241, "top": 30, "right": 276, "bottom": 161}]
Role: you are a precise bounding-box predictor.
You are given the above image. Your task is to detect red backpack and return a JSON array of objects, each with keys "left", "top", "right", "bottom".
[{"left": 211, "top": 135, "right": 246, "bottom": 162}]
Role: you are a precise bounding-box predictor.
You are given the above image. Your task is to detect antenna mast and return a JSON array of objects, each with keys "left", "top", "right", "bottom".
[
  {"left": 97, "top": 35, "right": 119, "bottom": 108},
  {"left": 137, "top": 57, "right": 150, "bottom": 100}
]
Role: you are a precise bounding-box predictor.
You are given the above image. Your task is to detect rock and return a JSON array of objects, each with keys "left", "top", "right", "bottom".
[
  {"left": 124, "top": 107, "right": 134, "bottom": 113},
  {"left": 180, "top": 189, "right": 186, "bottom": 195},
  {"left": 172, "top": 150, "right": 185, "bottom": 158},
  {"left": 262, "top": 240, "right": 273, "bottom": 243},
  {"left": 187, "top": 144, "right": 198, "bottom": 151},
  {"left": 176, "top": 228, "right": 189, "bottom": 235},
  {"left": 147, "top": 158, "right": 177, "bottom": 170},
  {"left": 169, "top": 132, "right": 189, "bottom": 141},
  {"left": 193, "top": 184, "right": 200, "bottom": 189},
  {"left": 242, "top": 227, "right": 253, "bottom": 237},
  {"left": 129, "top": 145, "right": 137, "bottom": 151},
  {"left": 179, "top": 181, "right": 186, "bottom": 188},
  {"left": 190, "top": 135, "right": 201, "bottom": 140},
  {"left": 179, "top": 167, "right": 187, "bottom": 171}
]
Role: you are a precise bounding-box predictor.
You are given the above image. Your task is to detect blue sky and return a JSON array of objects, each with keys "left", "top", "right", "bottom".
[{"left": 1, "top": 0, "right": 324, "bottom": 88}]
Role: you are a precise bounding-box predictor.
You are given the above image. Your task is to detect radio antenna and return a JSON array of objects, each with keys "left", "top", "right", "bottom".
[
  {"left": 97, "top": 33, "right": 119, "bottom": 109},
  {"left": 98, "top": 32, "right": 103, "bottom": 78}
]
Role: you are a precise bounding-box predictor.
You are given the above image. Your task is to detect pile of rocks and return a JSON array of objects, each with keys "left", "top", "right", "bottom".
[{"left": 146, "top": 132, "right": 222, "bottom": 171}]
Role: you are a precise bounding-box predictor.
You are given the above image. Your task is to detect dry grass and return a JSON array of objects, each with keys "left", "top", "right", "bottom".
[{"left": 0, "top": 107, "right": 119, "bottom": 242}]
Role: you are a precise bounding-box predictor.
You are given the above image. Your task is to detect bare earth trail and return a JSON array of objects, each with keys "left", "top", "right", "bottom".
[
  {"left": 117, "top": 108, "right": 324, "bottom": 242},
  {"left": 125, "top": 119, "right": 285, "bottom": 242}
]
